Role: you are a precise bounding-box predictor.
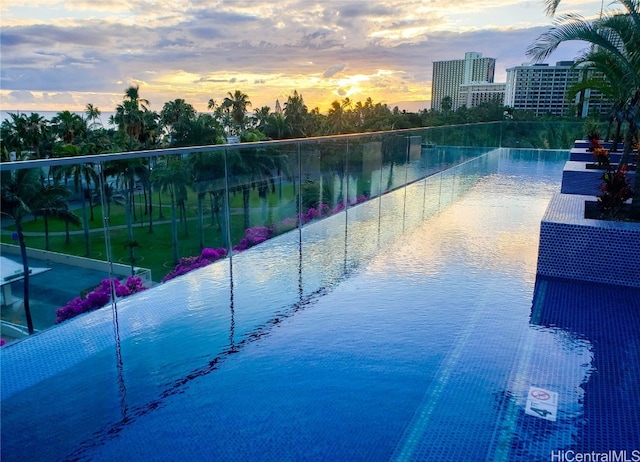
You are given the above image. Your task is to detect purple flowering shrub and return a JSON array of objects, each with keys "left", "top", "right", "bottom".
[
  {"left": 161, "top": 247, "right": 227, "bottom": 283},
  {"left": 56, "top": 276, "right": 147, "bottom": 324},
  {"left": 233, "top": 226, "right": 274, "bottom": 252},
  {"left": 271, "top": 195, "right": 371, "bottom": 238},
  {"left": 0, "top": 339, "right": 6, "bottom": 347}
]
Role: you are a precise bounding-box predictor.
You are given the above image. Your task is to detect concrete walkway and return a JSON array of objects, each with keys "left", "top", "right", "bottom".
[{"left": 1, "top": 255, "right": 111, "bottom": 341}]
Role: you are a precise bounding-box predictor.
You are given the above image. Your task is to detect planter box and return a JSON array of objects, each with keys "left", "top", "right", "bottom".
[
  {"left": 537, "top": 192, "right": 640, "bottom": 288},
  {"left": 573, "top": 140, "right": 615, "bottom": 149},
  {"left": 560, "top": 161, "right": 636, "bottom": 196},
  {"left": 569, "top": 147, "right": 626, "bottom": 163}
]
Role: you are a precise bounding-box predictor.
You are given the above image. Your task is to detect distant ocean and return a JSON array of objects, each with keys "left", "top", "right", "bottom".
[{"left": 1, "top": 110, "right": 117, "bottom": 127}]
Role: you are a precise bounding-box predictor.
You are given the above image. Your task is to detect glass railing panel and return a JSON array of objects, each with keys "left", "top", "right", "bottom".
[
  {"left": 300, "top": 212, "right": 348, "bottom": 298},
  {"left": 439, "top": 124, "right": 469, "bottom": 147},
  {"left": 0, "top": 162, "right": 118, "bottom": 339},
  {"left": 98, "top": 156, "right": 159, "bottom": 286},
  {"left": 404, "top": 134, "right": 425, "bottom": 184},
  {"left": 187, "top": 149, "right": 231, "bottom": 257},
  {"left": 378, "top": 186, "right": 406, "bottom": 248},
  {"left": 347, "top": 134, "right": 383, "bottom": 201},
  {"left": 226, "top": 145, "right": 273, "bottom": 251},
  {"left": 226, "top": 144, "right": 299, "bottom": 253},
  {"left": 467, "top": 122, "right": 501, "bottom": 147},
  {"left": 117, "top": 259, "right": 234, "bottom": 407},
  {"left": 230, "top": 229, "right": 302, "bottom": 339},
  {"left": 500, "top": 121, "right": 584, "bottom": 149},
  {"left": 423, "top": 172, "right": 444, "bottom": 219},
  {"left": 344, "top": 197, "right": 381, "bottom": 273},
  {"left": 403, "top": 179, "right": 427, "bottom": 231},
  {"left": 267, "top": 144, "right": 301, "bottom": 238},
  {"left": 298, "top": 138, "right": 349, "bottom": 224},
  {"left": 380, "top": 132, "right": 410, "bottom": 193},
  {"left": 438, "top": 165, "right": 458, "bottom": 211}
]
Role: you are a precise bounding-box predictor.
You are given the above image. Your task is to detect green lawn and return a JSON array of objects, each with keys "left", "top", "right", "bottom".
[{"left": 1, "top": 184, "right": 300, "bottom": 282}]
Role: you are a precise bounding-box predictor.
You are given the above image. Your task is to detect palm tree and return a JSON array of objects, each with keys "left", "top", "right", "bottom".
[
  {"left": 85, "top": 103, "right": 103, "bottom": 129},
  {"left": 52, "top": 144, "right": 99, "bottom": 256},
  {"left": 189, "top": 152, "right": 228, "bottom": 250},
  {"left": 253, "top": 106, "right": 271, "bottom": 132},
  {"left": 113, "top": 100, "right": 144, "bottom": 150},
  {"left": 567, "top": 49, "right": 630, "bottom": 146},
  {"left": 160, "top": 98, "right": 196, "bottom": 145},
  {"left": 140, "top": 110, "right": 162, "bottom": 149},
  {"left": 265, "top": 112, "right": 288, "bottom": 139},
  {"left": 181, "top": 113, "right": 223, "bottom": 146},
  {"left": 1, "top": 113, "right": 27, "bottom": 156},
  {"left": 227, "top": 147, "right": 280, "bottom": 230},
  {"left": 124, "top": 85, "right": 149, "bottom": 109},
  {"left": 283, "top": 90, "right": 309, "bottom": 138},
  {"left": 222, "top": 90, "right": 251, "bottom": 135},
  {"left": 51, "top": 110, "right": 85, "bottom": 144},
  {"left": 113, "top": 85, "right": 151, "bottom": 150},
  {"left": 102, "top": 159, "right": 148, "bottom": 269},
  {"left": 327, "top": 98, "right": 354, "bottom": 134},
  {"left": 528, "top": 0, "right": 640, "bottom": 202},
  {"left": 151, "top": 156, "right": 191, "bottom": 264},
  {"left": 21, "top": 113, "right": 51, "bottom": 158},
  {"left": 1, "top": 168, "right": 80, "bottom": 334}
]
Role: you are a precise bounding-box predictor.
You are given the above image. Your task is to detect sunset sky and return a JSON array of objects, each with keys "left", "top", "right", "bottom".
[{"left": 1, "top": 0, "right": 608, "bottom": 115}]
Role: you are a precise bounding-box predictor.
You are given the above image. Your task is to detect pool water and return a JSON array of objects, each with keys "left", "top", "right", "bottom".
[{"left": 2, "top": 149, "right": 639, "bottom": 461}]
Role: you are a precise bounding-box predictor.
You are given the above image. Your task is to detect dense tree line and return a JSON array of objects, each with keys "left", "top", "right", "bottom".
[{"left": 1, "top": 85, "right": 594, "bottom": 161}]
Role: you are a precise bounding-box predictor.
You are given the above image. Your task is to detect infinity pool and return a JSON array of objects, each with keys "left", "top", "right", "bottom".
[{"left": 2, "top": 148, "right": 639, "bottom": 461}]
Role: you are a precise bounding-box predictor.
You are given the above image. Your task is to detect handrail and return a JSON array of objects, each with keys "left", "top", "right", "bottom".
[{"left": 0, "top": 122, "right": 504, "bottom": 171}]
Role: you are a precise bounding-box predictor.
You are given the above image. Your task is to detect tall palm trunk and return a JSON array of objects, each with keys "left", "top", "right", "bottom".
[
  {"left": 242, "top": 186, "right": 251, "bottom": 229},
  {"left": 170, "top": 191, "right": 179, "bottom": 264},
  {"left": 125, "top": 185, "right": 135, "bottom": 268},
  {"left": 198, "top": 193, "right": 205, "bottom": 250},
  {"left": 158, "top": 190, "right": 165, "bottom": 219},
  {"left": 16, "top": 221, "right": 35, "bottom": 334},
  {"left": 81, "top": 190, "right": 90, "bottom": 256},
  {"left": 148, "top": 183, "right": 154, "bottom": 233},
  {"left": 44, "top": 215, "right": 50, "bottom": 251}
]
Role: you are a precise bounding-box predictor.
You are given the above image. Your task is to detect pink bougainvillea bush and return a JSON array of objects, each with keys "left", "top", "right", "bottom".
[
  {"left": 232, "top": 226, "right": 275, "bottom": 252},
  {"left": 241, "top": 196, "right": 371, "bottom": 251},
  {"left": 161, "top": 247, "right": 228, "bottom": 283},
  {"left": 56, "top": 277, "right": 147, "bottom": 324}
]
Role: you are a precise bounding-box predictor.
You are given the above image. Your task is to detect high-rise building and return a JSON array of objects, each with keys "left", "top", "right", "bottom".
[
  {"left": 504, "top": 61, "right": 611, "bottom": 117},
  {"left": 431, "top": 52, "right": 496, "bottom": 111},
  {"left": 458, "top": 83, "right": 506, "bottom": 109}
]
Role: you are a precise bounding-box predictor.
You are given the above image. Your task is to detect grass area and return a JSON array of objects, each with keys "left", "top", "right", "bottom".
[
  {"left": 2, "top": 185, "right": 300, "bottom": 282},
  {"left": 1, "top": 177, "right": 373, "bottom": 283}
]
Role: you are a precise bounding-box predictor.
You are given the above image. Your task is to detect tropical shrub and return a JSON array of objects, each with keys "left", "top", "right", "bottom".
[
  {"left": 161, "top": 247, "right": 227, "bottom": 282},
  {"left": 598, "top": 165, "right": 633, "bottom": 217},
  {"left": 593, "top": 147, "right": 611, "bottom": 169},
  {"left": 56, "top": 276, "right": 147, "bottom": 323},
  {"left": 233, "top": 226, "right": 274, "bottom": 252}
]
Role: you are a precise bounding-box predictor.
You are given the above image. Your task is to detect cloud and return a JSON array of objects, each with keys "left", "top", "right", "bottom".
[
  {"left": 1, "top": 0, "right": 601, "bottom": 113},
  {"left": 323, "top": 64, "right": 346, "bottom": 78}
]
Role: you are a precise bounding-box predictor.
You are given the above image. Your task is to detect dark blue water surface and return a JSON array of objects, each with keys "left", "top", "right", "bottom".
[{"left": 2, "top": 148, "right": 639, "bottom": 461}]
